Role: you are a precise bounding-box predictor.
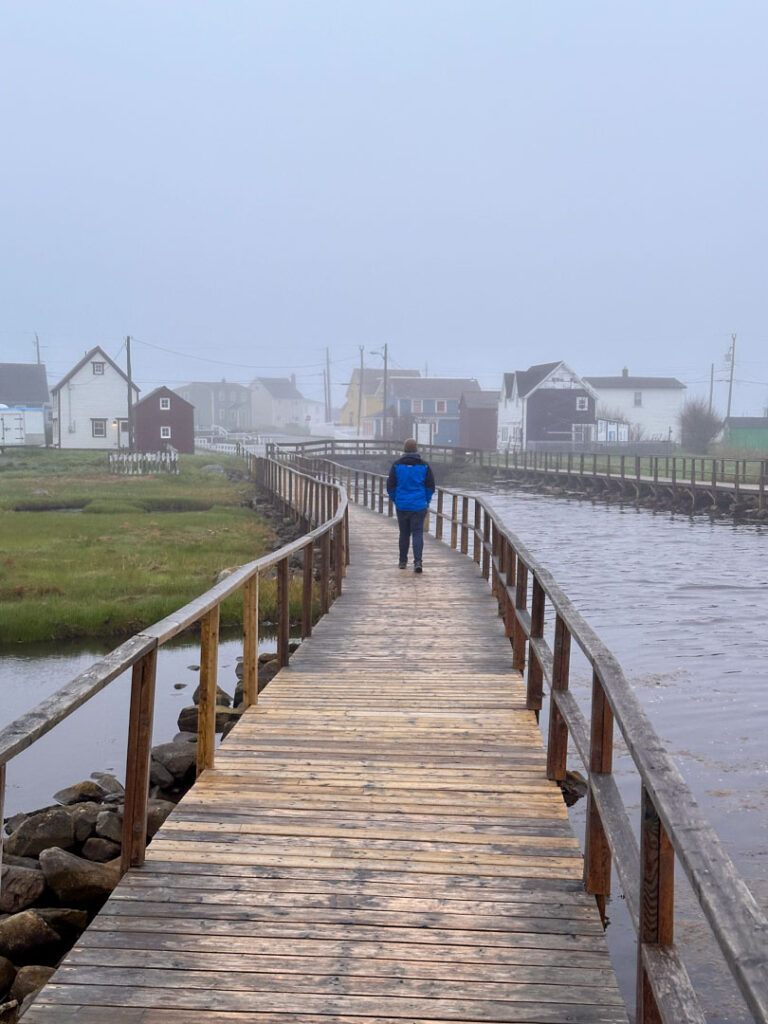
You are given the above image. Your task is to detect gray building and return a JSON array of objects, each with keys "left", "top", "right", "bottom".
[
  {"left": 174, "top": 381, "right": 252, "bottom": 433},
  {"left": 0, "top": 362, "right": 51, "bottom": 446}
]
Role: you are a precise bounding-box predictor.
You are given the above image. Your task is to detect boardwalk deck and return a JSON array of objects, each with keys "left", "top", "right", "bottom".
[{"left": 26, "top": 505, "right": 629, "bottom": 1024}]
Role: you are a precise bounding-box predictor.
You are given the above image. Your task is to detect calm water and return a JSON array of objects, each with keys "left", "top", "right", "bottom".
[
  {"left": 2, "top": 493, "right": 765, "bottom": 1021},
  {"left": 474, "top": 488, "right": 767, "bottom": 1022}
]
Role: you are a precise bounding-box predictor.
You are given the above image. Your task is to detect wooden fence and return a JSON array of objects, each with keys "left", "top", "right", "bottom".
[
  {"left": 107, "top": 450, "right": 179, "bottom": 475},
  {"left": 0, "top": 459, "right": 346, "bottom": 880},
  {"left": 291, "top": 451, "right": 768, "bottom": 1024}
]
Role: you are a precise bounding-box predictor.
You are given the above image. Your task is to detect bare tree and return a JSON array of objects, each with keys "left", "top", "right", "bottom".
[{"left": 679, "top": 399, "right": 723, "bottom": 453}]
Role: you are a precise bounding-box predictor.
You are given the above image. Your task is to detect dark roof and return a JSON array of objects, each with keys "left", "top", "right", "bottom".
[
  {"left": 350, "top": 368, "right": 420, "bottom": 396},
  {"left": 252, "top": 377, "right": 303, "bottom": 400},
  {"left": 514, "top": 362, "right": 561, "bottom": 398},
  {"left": 135, "top": 386, "right": 194, "bottom": 410},
  {"left": 388, "top": 377, "right": 481, "bottom": 400},
  {"left": 52, "top": 346, "right": 138, "bottom": 394},
  {"left": 461, "top": 389, "right": 500, "bottom": 409},
  {"left": 727, "top": 417, "right": 768, "bottom": 428},
  {"left": 585, "top": 375, "right": 685, "bottom": 389},
  {"left": 0, "top": 363, "right": 50, "bottom": 405},
  {"left": 502, "top": 372, "right": 516, "bottom": 400}
]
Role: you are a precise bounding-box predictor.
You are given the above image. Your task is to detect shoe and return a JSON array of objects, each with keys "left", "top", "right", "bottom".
[
  {"left": 414, "top": 563, "right": 423, "bottom": 574},
  {"left": 398, "top": 561, "right": 407, "bottom": 569}
]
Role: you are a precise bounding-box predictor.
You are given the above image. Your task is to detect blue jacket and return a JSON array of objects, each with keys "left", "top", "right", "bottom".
[{"left": 387, "top": 453, "right": 435, "bottom": 511}]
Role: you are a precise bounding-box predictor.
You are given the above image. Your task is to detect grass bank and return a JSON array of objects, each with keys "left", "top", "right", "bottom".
[{"left": 0, "top": 450, "right": 309, "bottom": 646}]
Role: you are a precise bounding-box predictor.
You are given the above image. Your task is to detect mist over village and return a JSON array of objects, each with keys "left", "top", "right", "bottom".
[{"left": 1, "top": 5, "right": 766, "bottom": 1024}]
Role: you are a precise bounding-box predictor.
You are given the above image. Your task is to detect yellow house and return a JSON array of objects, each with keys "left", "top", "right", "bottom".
[{"left": 339, "top": 368, "right": 420, "bottom": 430}]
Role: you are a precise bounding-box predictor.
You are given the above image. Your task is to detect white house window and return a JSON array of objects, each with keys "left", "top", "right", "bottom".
[
  {"left": 91, "top": 418, "right": 107, "bottom": 437},
  {"left": 436, "top": 400, "right": 447, "bottom": 414},
  {"left": 119, "top": 420, "right": 129, "bottom": 434},
  {"left": 501, "top": 426, "right": 509, "bottom": 442},
  {"left": 159, "top": 397, "right": 171, "bottom": 410},
  {"left": 412, "top": 399, "right": 423, "bottom": 413},
  {"left": 576, "top": 396, "right": 588, "bottom": 411},
  {"left": 634, "top": 391, "right": 643, "bottom": 407},
  {"left": 160, "top": 426, "right": 172, "bottom": 439},
  {"left": 92, "top": 361, "right": 105, "bottom": 375}
]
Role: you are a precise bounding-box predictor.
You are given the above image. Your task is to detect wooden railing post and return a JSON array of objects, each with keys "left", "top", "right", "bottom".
[
  {"left": 277, "top": 555, "right": 290, "bottom": 667},
  {"left": 196, "top": 607, "right": 219, "bottom": 777},
  {"left": 473, "top": 500, "right": 481, "bottom": 564},
  {"left": 584, "top": 668, "right": 613, "bottom": 919},
  {"left": 121, "top": 646, "right": 158, "bottom": 872},
  {"left": 482, "top": 509, "right": 491, "bottom": 580},
  {"left": 320, "top": 531, "right": 331, "bottom": 614},
  {"left": 302, "top": 539, "right": 314, "bottom": 638},
  {"left": 450, "top": 494, "right": 459, "bottom": 549},
  {"left": 547, "top": 614, "right": 571, "bottom": 781},
  {"left": 512, "top": 561, "right": 528, "bottom": 672},
  {"left": 242, "top": 574, "right": 259, "bottom": 708},
  {"left": 460, "top": 496, "right": 469, "bottom": 554},
  {"left": 334, "top": 519, "right": 344, "bottom": 594},
  {"left": 436, "top": 491, "right": 444, "bottom": 540},
  {"left": 637, "top": 786, "right": 675, "bottom": 1024},
  {"left": 526, "top": 578, "right": 545, "bottom": 713}
]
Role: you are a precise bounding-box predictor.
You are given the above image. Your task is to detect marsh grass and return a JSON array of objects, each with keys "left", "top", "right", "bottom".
[{"left": 0, "top": 450, "right": 310, "bottom": 645}]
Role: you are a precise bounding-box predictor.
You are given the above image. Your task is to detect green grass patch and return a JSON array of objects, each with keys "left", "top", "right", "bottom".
[{"left": 0, "top": 450, "right": 292, "bottom": 646}]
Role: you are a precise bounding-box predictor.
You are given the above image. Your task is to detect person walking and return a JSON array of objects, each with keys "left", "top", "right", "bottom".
[{"left": 386, "top": 438, "right": 435, "bottom": 573}]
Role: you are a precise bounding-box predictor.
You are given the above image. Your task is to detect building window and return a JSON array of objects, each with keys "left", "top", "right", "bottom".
[
  {"left": 436, "top": 400, "right": 447, "bottom": 414},
  {"left": 634, "top": 391, "right": 643, "bottom": 407},
  {"left": 91, "top": 418, "right": 107, "bottom": 437},
  {"left": 412, "top": 399, "right": 423, "bottom": 414},
  {"left": 159, "top": 397, "right": 171, "bottom": 410},
  {"left": 119, "top": 420, "right": 129, "bottom": 434},
  {"left": 160, "top": 426, "right": 172, "bottom": 439},
  {"left": 572, "top": 424, "right": 593, "bottom": 443},
  {"left": 576, "top": 396, "right": 588, "bottom": 411},
  {"left": 501, "top": 426, "right": 509, "bottom": 442},
  {"left": 92, "top": 361, "right": 105, "bottom": 375}
]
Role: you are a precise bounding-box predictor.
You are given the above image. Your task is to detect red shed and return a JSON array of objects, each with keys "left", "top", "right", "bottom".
[
  {"left": 459, "top": 390, "right": 499, "bottom": 450},
  {"left": 134, "top": 386, "right": 195, "bottom": 454}
]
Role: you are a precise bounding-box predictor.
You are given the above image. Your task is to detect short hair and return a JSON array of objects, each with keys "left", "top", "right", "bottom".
[{"left": 403, "top": 438, "right": 418, "bottom": 452}]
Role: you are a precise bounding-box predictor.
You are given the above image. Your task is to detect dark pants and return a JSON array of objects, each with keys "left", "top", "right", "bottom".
[{"left": 397, "top": 508, "right": 427, "bottom": 563}]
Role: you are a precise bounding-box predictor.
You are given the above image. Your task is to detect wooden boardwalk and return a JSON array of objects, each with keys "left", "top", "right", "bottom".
[{"left": 26, "top": 505, "right": 628, "bottom": 1024}]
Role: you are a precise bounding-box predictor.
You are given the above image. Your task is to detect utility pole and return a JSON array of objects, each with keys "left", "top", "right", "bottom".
[
  {"left": 325, "top": 347, "right": 332, "bottom": 422},
  {"left": 126, "top": 335, "right": 134, "bottom": 450},
  {"left": 708, "top": 363, "right": 714, "bottom": 414},
  {"left": 357, "top": 346, "right": 364, "bottom": 436},
  {"left": 382, "top": 343, "right": 388, "bottom": 440},
  {"left": 726, "top": 333, "right": 736, "bottom": 422},
  {"left": 34, "top": 332, "right": 41, "bottom": 364}
]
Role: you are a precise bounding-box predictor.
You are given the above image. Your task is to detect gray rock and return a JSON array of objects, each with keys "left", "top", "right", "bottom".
[
  {"left": 0, "top": 855, "right": 40, "bottom": 872},
  {"left": 0, "top": 956, "right": 16, "bottom": 996},
  {"left": 146, "top": 800, "right": 175, "bottom": 838},
  {"left": 0, "top": 865, "right": 46, "bottom": 915},
  {"left": 90, "top": 773, "right": 125, "bottom": 798},
  {"left": 200, "top": 463, "right": 225, "bottom": 474},
  {"left": 95, "top": 810, "right": 123, "bottom": 844},
  {"left": 36, "top": 909, "right": 88, "bottom": 942},
  {"left": 173, "top": 682, "right": 187, "bottom": 690},
  {"left": 10, "top": 964, "right": 55, "bottom": 1003},
  {"left": 81, "top": 837, "right": 121, "bottom": 862},
  {"left": 151, "top": 740, "right": 197, "bottom": 781},
  {"left": 69, "top": 801, "right": 103, "bottom": 843},
  {"left": 53, "top": 780, "right": 106, "bottom": 806},
  {"left": 149, "top": 758, "right": 175, "bottom": 789},
  {"left": 38, "top": 848, "right": 120, "bottom": 907},
  {"left": 4, "top": 808, "right": 75, "bottom": 858},
  {"left": 172, "top": 732, "right": 197, "bottom": 745},
  {"left": 192, "top": 683, "right": 232, "bottom": 707},
  {"left": 0, "top": 911, "right": 60, "bottom": 962}
]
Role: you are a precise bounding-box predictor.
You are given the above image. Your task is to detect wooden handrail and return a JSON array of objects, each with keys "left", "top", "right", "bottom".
[
  {"left": 298, "top": 452, "right": 768, "bottom": 1024},
  {"left": 0, "top": 458, "right": 347, "bottom": 878}
]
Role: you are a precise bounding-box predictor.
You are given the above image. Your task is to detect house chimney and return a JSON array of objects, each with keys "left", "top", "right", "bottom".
[{"left": 621, "top": 367, "right": 628, "bottom": 377}]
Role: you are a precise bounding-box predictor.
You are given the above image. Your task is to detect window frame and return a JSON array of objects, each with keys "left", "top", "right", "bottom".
[
  {"left": 91, "top": 361, "right": 105, "bottom": 376},
  {"left": 91, "top": 418, "right": 107, "bottom": 437},
  {"left": 159, "top": 397, "right": 171, "bottom": 411},
  {"left": 435, "top": 399, "right": 447, "bottom": 414},
  {"left": 576, "top": 396, "right": 589, "bottom": 412},
  {"left": 160, "top": 425, "right": 172, "bottom": 439},
  {"left": 634, "top": 391, "right": 643, "bottom": 407}
]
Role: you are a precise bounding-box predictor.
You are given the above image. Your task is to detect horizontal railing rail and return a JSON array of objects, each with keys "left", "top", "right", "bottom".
[
  {"left": 286, "top": 451, "right": 768, "bottom": 1024},
  {"left": 0, "top": 458, "right": 347, "bottom": 879}
]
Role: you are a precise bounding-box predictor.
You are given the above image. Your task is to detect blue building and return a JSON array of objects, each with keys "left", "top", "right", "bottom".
[{"left": 382, "top": 376, "right": 481, "bottom": 446}]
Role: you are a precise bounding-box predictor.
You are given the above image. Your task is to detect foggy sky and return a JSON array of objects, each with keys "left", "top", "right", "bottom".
[{"left": 1, "top": 1, "right": 767, "bottom": 415}]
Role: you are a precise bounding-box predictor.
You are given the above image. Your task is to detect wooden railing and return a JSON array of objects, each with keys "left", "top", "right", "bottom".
[
  {"left": 293, "top": 453, "right": 768, "bottom": 1024},
  {"left": 267, "top": 437, "right": 768, "bottom": 490},
  {"left": 0, "top": 458, "right": 347, "bottom": 879}
]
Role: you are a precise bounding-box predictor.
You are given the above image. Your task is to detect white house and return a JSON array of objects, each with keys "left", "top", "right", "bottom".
[
  {"left": 0, "top": 362, "right": 51, "bottom": 446},
  {"left": 497, "top": 361, "right": 598, "bottom": 450},
  {"left": 51, "top": 346, "right": 139, "bottom": 449},
  {"left": 584, "top": 369, "right": 686, "bottom": 442},
  {"left": 250, "top": 376, "right": 325, "bottom": 432}
]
